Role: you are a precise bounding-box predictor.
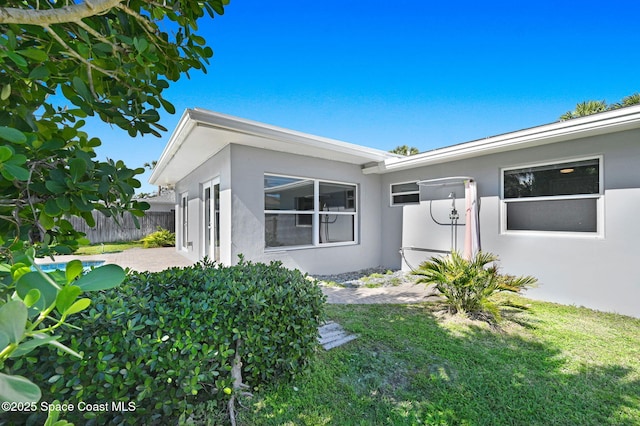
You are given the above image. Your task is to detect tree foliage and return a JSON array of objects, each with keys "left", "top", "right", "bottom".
[
  {"left": 560, "top": 92, "right": 640, "bottom": 121},
  {"left": 0, "top": 0, "right": 228, "bottom": 256},
  {"left": 0, "top": 0, "right": 229, "bottom": 406},
  {"left": 390, "top": 145, "right": 420, "bottom": 156}
]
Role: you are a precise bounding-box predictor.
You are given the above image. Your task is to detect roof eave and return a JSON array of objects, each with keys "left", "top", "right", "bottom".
[
  {"left": 149, "top": 109, "right": 197, "bottom": 185},
  {"left": 151, "top": 109, "right": 401, "bottom": 185},
  {"left": 187, "top": 108, "right": 399, "bottom": 163},
  {"left": 363, "top": 105, "right": 640, "bottom": 175}
]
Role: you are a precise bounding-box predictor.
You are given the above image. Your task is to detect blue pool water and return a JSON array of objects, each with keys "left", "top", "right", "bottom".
[{"left": 36, "top": 260, "right": 105, "bottom": 272}]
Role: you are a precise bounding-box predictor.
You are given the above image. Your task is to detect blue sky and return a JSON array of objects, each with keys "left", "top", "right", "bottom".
[{"left": 88, "top": 0, "right": 640, "bottom": 193}]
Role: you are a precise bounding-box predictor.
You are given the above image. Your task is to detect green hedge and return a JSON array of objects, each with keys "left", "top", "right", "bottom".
[{"left": 5, "top": 259, "right": 325, "bottom": 424}]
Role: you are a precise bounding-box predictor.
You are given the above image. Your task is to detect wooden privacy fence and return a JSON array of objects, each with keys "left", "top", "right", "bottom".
[{"left": 69, "top": 211, "right": 175, "bottom": 243}]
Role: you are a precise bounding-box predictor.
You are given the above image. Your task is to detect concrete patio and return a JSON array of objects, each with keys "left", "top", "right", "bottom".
[
  {"left": 40, "top": 247, "right": 196, "bottom": 273},
  {"left": 41, "top": 247, "right": 434, "bottom": 304}
]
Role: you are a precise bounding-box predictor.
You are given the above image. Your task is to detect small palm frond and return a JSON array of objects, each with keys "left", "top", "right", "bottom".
[
  {"left": 559, "top": 111, "right": 575, "bottom": 121},
  {"left": 611, "top": 92, "right": 640, "bottom": 109},
  {"left": 414, "top": 251, "right": 538, "bottom": 323}
]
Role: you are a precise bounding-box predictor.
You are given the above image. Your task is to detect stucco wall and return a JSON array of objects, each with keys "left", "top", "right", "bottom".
[
  {"left": 228, "top": 144, "right": 383, "bottom": 274},
  {"left": 173, "top": 145, "right": 232, "bottom": 264},
  {"left": 382, "top": 128, "right": 640, "bottom": 317}
]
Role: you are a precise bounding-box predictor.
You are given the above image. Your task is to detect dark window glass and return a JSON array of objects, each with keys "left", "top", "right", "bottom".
[
  {"left": 265, "top": 214, "right": 313, "bottom": 247},
  {"left": 392, "top": 193, "right": 420, "bottom": 204},
  {"left": 264, "top": 176, "right": 314, "bottom": 210},
  {"left": 319, "top": 182, "right": 356, "bottom": 211},
  {"left": 319, "top": 214, "right": 354, "bottom": 244},
  {"left": 504, "top": 159, "right": 599, "bottom": 199},
  {"left": 391, "top": 181, "right": 420, "bottom": 205}
]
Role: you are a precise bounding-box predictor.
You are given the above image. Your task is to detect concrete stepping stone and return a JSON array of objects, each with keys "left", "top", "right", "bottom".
[{"left": 319, "top": 321, "right": 358, "bottom": 350}]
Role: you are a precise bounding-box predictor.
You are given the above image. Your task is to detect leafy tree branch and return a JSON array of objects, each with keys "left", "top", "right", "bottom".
[
  {"left": 0, "top": 0, "right": 229, "bottom": 407},
  {"left": 0, "top": 0, "right": 124, "bottom": 25}
]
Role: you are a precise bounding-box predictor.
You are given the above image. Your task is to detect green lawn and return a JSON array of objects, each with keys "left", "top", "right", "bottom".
[
  {"left": 236, "top": 297, "right": 640, "bottom": 425},
  {"left": 74, "top": 241, "right": 143, "bottom": 255}
]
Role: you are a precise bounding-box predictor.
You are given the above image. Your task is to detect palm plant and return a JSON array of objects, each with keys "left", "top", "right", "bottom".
[
  {"left": 560, "top": 100, "right": 608, "bottom": 120},
  {"left": 390, "top": 145, "right": 419, "bottom": 156},
  {"left": 611, "top": 92, "right": 640, "bottom": 109},
  {"left": 414, "top": 251, "right": 537, "bottom": 322}
]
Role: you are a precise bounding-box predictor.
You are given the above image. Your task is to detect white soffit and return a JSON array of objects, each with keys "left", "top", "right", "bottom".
[
  {"left": 150, "top": 109, "right": 400, "bottom": 185},
  {"left": 363, "top": 105, "right": 640, "bottom": 174}
]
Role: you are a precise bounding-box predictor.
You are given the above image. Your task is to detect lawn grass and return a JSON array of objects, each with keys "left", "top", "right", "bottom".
[
  {"left": 236, "top": 297, "right": 640, "bottom": 425},
  {"left": 74, "top": 241, "right": 144, "bottom": 255}
]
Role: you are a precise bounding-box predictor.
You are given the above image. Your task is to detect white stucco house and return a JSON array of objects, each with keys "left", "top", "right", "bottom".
[{"left": 150, "top": 105, "right": 640, "bottom": 318}]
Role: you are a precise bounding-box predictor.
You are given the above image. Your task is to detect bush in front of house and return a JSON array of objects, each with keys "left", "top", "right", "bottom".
[
  {"left": 7, "top": 258, "right": 326, "bottom": 424},
  {"left": 414, "top": 251, "right": 537, "bottom": 322},
  {"left": 140, "top": 227, "right": 175, "bottom": 248}
]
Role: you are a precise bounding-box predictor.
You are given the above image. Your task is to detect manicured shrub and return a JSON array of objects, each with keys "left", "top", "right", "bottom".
[
  {"left": 6, "top": 258, "right": 325, "bottom": 424},
  {"left": 139, "top": 227, "right": 175, "bottom": 248},
  {"left": 414, "top": 251, "right": 537, "bottom": 322}
]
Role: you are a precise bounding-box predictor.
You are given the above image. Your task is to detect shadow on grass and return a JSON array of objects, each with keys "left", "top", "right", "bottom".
[{"left": 239, "top": 304, "right": 640, "bottom": 426}]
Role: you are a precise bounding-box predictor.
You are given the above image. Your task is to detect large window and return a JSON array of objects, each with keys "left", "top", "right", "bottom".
[
  {"left": 390, "top": 181, "right": 420, "bottom": 206},
  {"left": 264, "top": 175, "right": 357, "bottom": 249},
  {"left": 501, "top": 157, "right": 602, "bottom": 234}
]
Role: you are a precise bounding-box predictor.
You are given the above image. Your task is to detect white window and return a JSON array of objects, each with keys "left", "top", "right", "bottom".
[
  {"left": 180, "top": 192, "right": 188, "bottom": 250},
  {"left": 264, "top": 175, "right": 358, "bottom": 249},
  {"left": 390, "top": 181, "right": 420, "bottom": 206},
  {"left": 501, "top": 157, "right": 602, "bottom": 234}
]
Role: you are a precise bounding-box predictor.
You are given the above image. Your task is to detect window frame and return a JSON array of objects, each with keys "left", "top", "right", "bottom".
[
  {"left": 500, "top": 155, "right": 604, "bottom": 237},
  {"left": 390, "top": 181, "right": 420, "bottom": 206},
  {"left": 180, "top": 192, "right": 189, "bottom": 251},
  {"left": 264, "top": 174, "right": 359, "bottom": 250}
]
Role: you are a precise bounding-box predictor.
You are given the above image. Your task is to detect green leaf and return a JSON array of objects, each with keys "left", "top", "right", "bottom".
[
  {"left": 56, "top": 285, "right": 82, "bottom": 315},
  {"left": 0, "top": 300, "right": 28, "bottom": 344},
  {"left": 28, "top": 65, "right": 49, "bottom": 80},
  {"left": 160, "top": 98, "right": 176, "bottom": 114},
  {"left": 72, "top": 76, "right": 91, "bottom": 101},
  {"left": 69, "top": 158, "right": 87, "bottom": 182},
  {"left": 0, "top": 331, "right": 9, "bottom": 352},
  {"left": 44, "top": 198, "right": 62, "bottom": 216},
  {"left": 39, "top": 211, "right": 55, "bottom": 230},
  {"left": 65, "top": 260, "right": 84, "bottom": 284},
  {"left": 75, "top": 264, "right": 125, "bottom": 291},
  {"left": 0, "top": 126, "right": 26, "bottom": 144},
  {"left": 11, "top": 265, "right": 32, "bottom": 282},
  {"left": 9, "top": 334, "right": 60, "bottom": 358},
  {"left": 81, "top": 211, "right": 96, "bottom": 227},
  {"left": 1, "top": 84, "right": 10, "bottom": 101},
  {"left": 0, "top": 372, "right": 41, "bottom": 403},
  {"left": 6, "top": 51, "right": 27, "bottom": 68},
  {"left": 55, "top": 196, "right": 71, "bottom": 212},
  {"left": 134, "top": 37, "right": 149, "bottom": 53},
  {"left": 65, "top": 298, "right": 91, "bottom": 315},
  {"left": 16, "top": 271, "right": 59, "bottom": 311},
  {"left": 2, "top": 162, "right": 29, "bottom": 181},
  {"left": 46, "top": 339, "right": 82, "bottom": 359},
  {"left": 23, "top": 289, "right": 41, "bottom": 308},
  {"left": 17, "top": 48, "right": 48, "bottom": 62},
  {"left": 45, "top": 180, "right": 67, "bottom": 194},
  {"left": 0, "top": 146, "right": 12, "bottom": 162}
]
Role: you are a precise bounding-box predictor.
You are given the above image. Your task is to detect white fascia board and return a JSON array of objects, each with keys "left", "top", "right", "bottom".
[
  {"left": 149, "top": 109, "right": 197, "bottom": 185},
  {"left": 363, "top": 105, "right": 640, "bottom": 174}
]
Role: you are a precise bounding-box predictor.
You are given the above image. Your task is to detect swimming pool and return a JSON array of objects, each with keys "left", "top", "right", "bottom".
[{"left": 36, "top": 260, "right": 106, "bottom": 273}]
